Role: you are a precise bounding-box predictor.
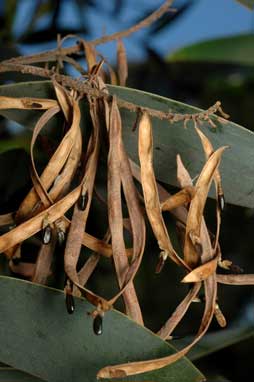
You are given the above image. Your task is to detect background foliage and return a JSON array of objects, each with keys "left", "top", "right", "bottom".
[{"left": 0, "top": 1, "right": 254, "bottom": 381}]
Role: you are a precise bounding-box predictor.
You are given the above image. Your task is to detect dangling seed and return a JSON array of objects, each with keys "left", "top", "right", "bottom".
[
  {"left": 65, "top": 293, "right": 75, "bottom": 314},
  {"left": 155, "top": 251, "right": 168, "bottom": 274},
  {"left": 12, "top": 257, "right": 21, "bottom": 265},
  {"left": 93, "top": 314, "right": 103, "bottom": 335},
  {"left": 78, "top": 192, "right": 88, "bottom": 211},
  {"left": 229, "top": 263, "right": 244, "bottom": 274},
  {"left": 42, "top": 225, "right": 52, "bottom": 244},
  {"left": 218, "top": 193, "right": 225, "bottom": 212},
  {"left": 132, "top": 108, "right": 142, "bottom": 132},
  {"left": 57, "top": 229, "right": 65, "bottom": 246},
  {"left": 192, "top": 296, "right": 202, "bottom": 303},
  {"left": 214, "top": 303, "right": 227, "bottom": 328},
  {"left": 168, "top": 335, "right": 185, "bottom": 340},
  {"left": 194, "top": 242, "right": 203, "bottom": 257},
  {"left": 155, "top": 256, "right": 165, "bottom": 274}
]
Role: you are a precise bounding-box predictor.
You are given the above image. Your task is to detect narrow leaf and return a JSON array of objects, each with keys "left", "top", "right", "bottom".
[
  {"left": 0, "top": 276, "right": 203, "bottom": 382},
  {"left": 168, "top": 33, "right": 254, "bottom": 64}
]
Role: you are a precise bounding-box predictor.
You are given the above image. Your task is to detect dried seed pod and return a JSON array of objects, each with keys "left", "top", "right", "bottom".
[
  {"left": 42, "top": 225, "right": 52, "bottom": 245},
  {"left": 138, "top": 112, "right": 187, "bottom": 269},
  {"left": 184, "top": 147, "right": 227, "bottom": 268},
  {"left": 78, "top": 192, "right": 88, "bottom": 211},
  {"left": 65, "top": 293, "right": 75, "bottom": 314},
  {"left": 181, "top": 256, "right": 218, "bottom": 283},
  {"left": 117, "top": 39, "right": 128, "bottom": 86},
  {"left": 93, "top": 314, "right": 103, "bottom": 335}
]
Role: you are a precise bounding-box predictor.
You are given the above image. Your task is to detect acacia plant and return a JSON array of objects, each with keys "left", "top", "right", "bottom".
[{"left": 0, "top": 1, "right": 254, "bottom": 381}]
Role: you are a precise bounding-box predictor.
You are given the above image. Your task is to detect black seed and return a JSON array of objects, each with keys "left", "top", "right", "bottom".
[
  {"left": 194, "top": 242, "right": 203, "bottom": 257},
  {"left": 31, "top": 102, "right": 42, "bottom": 108},
  {"left": 155, "top": 256, "right": 165, "bottom": 274},
  {"left": 42, "top": 225, "right": 51, "bottom": 244},
  {"left": 230, "top": 263, "right": 244, "bottom": 274},
  {"left": 93, "top": 314, "right": 103, "bottom": 335},
  {"left": 218, "top": 193, "right": 225, "bottom": 212},
  {"left": 12, "top": 257, "right": 21, "bottom": 265},
  {"left": 171, "top": 335, "right": 185, "bottom": 340},
  {"left": 132, "top": 109, "right": 141, "bottom": 132},
  {"left": 65, "top": 293, "right": 75, "bottom": 314},
  {"left": 57, "top": 229, "right": 65, "bottom": 246},
  {"left": 78, "top": 193, "right": 88, "bottom": 211}
]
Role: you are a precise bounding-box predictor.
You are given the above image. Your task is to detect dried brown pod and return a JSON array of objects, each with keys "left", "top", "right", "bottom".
[
  {"left": 64, "top": 96, "right": 100, "bottom": 287},
  {"left": 0, "top": 96, "right": 57, "bottom": 110},
  {"left": 138, "top": 112, "right": 188, "bottom": 270},
  {"left": 157, "top": 282, "right": 201, "bottom": 340},
  {"left": 184, "top": 147, "right": 228, "bottom": 269},
  {"left": 107, "top": 96, "right": 144, "bottom": 324},
  {"left": 117, "top": 39, "right": 128, "bottom": 86},
  {"left": 97, "top": 275, "right": 217, "bottom": 378},
  {"left": 0, "top": 185, "right": 81, "bottom": 255},
  {"left": 181, "top": 256, "right": 218, "bottom": 283},
  {"left": 161, "top": 187, "right": 195, "bottom": 212},
  {"left": 194, "top": 124, "right": 225, "bottom": 250}
]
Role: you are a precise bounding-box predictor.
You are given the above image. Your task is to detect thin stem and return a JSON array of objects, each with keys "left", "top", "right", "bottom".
[
  {"left": 0, "top": 0, "right": 174, "bottom": 66},
  {"left": 92, "top": 0, "right": 174, "bottom": 46},
  {"left": 0, "top": 62, "right": 224, "bottom": 124}
]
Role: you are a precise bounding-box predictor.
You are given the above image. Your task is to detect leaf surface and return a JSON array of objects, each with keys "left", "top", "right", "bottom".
[
  {"left": 0, "top": 367, "right": 44, "bottom": 382},
  {"left": 167, "top": 34, "right": 254, "bottom": 65},
  {"left": 176, "top": 318, "right": 254, "bottom": 361},
  {"left": 236, "top": 0, "right": 254, "bottom": 9},
  {"left": 0, "top": 276, "right": 203, "bottom": 382}
]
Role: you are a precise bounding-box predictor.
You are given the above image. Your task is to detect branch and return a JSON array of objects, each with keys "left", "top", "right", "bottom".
[
  {"left": 92, "top": 0, "right": 175, "bottom": 45},
  {"left": 0, "top": 62, "right": 226, "bottom": 125},
  {"left": 0, "top": 0, "right": 174, "bottom": 66}
]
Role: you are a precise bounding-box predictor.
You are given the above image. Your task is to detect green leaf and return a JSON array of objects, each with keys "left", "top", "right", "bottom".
[
  {"left": 0, "top": 137, "right": 30, "bottom": 154},
  {"left": 0, "top": 276, "right": 203, "bottom": 382},
  {"left": 1, "top": 81, "right": 254, "bottom": 208},
  {"left": 236, "top": 0, "right": 254, "bottom": 9},
  {"left": 0, "top": 367, "right": 44, "bottom": 382},
  {"left": 111, "top": 86, "right": 254, "bottom": 209},
  {"left": 167, "top": 34, "right": 254, "bottom": 65}
]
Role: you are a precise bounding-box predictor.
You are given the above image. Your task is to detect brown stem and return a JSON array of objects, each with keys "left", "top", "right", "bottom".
[
  {"left": 91, "top": 0, "right": 174, "bottom": 46},
  {"left": 0, "top": 1, "right": 174, "bottom": 66},
  {"left": 0, "top": 62, "right": 223, "bottom": 124}
]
